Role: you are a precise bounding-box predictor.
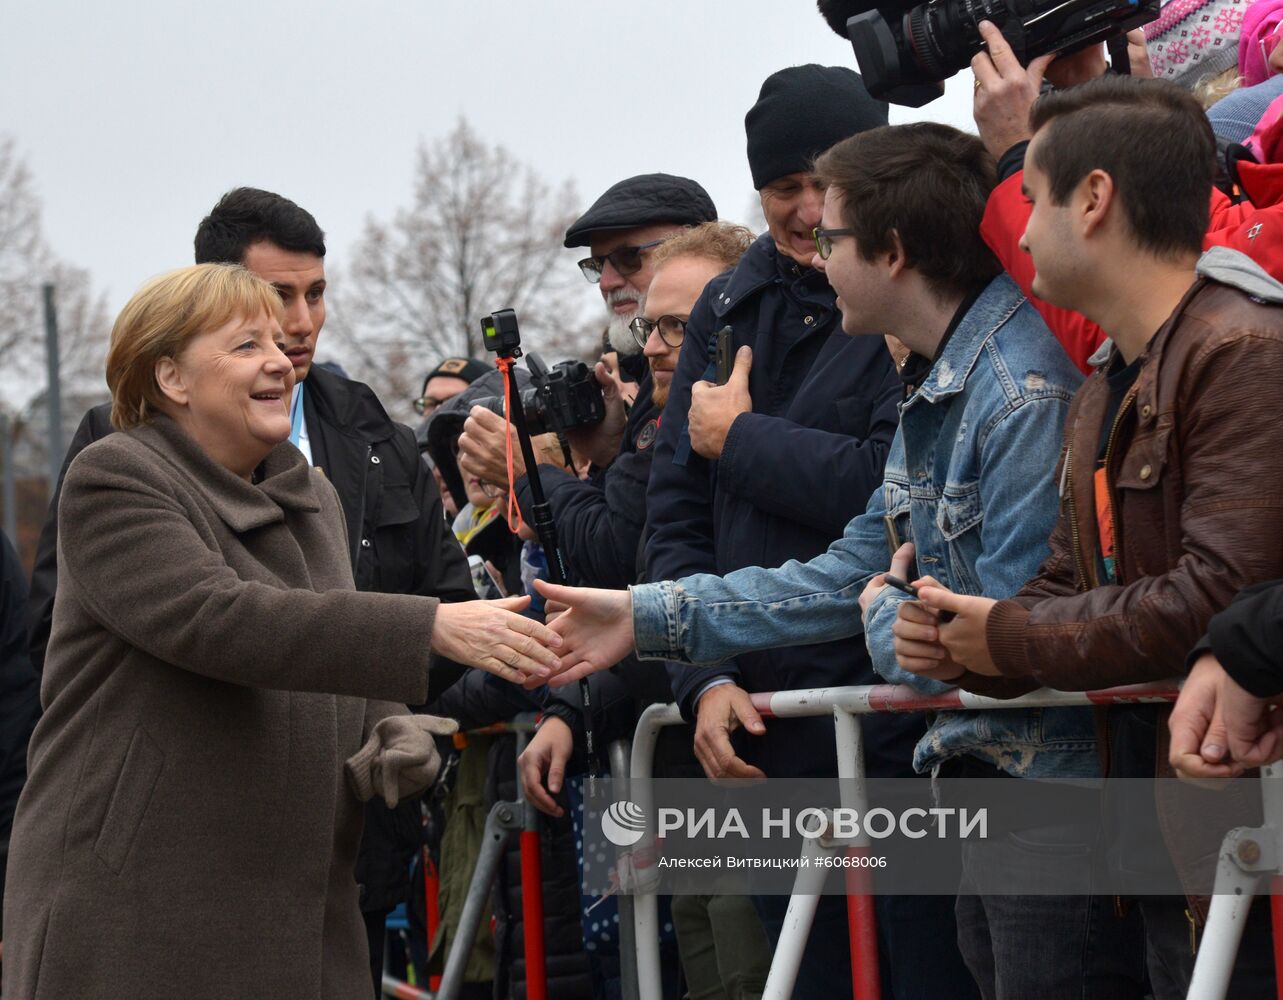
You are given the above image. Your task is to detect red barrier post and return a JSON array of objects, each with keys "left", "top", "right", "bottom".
[
  {"left": 845, "top": 850, "right": 881, "bottom": 1000},
  {"left": 424, "top": 849, "right": 442, "bottom": 992},
  {"left": 521, "top": 830, "right": 548, "bottom": 1000},
  {"left": 1272, "top": 875, "right": 1283, "bottom": 999}
]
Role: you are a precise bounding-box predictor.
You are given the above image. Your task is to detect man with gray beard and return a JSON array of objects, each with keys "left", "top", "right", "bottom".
[{"left": 568, "top": 173, "right": 718, "bottom": 357}]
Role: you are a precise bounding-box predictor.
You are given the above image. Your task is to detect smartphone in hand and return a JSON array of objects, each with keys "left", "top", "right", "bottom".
[
  {"left": 715, "top": 326, "right": 734, "bottom": 385},
  {"left": 882, "top": 574, "right": 955, "bottom": 623}
]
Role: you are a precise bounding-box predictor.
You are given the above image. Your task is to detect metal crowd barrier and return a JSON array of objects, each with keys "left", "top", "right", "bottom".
[
  {"left": 625, "top": 681, "right": 1283, "bottom": 1000},
  {"left": 380, "top": 715, "right": 634, "bottom": 1000}
]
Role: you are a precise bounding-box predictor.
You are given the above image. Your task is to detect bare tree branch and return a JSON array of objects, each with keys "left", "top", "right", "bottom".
[
  {"left": 0, "top": 135, "right": 110, "bottom": 436},
  {"left": 326, "top": 119, "right": 597, "bottom": 423}
]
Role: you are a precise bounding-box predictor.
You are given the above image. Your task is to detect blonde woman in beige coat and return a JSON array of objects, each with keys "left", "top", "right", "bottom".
[{"left": 2, "top": 264, "right": 561, "bottom": 1000}]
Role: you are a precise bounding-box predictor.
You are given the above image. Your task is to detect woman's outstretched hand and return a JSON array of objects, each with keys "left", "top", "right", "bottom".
[
  {"left": 532, "top": 580, "right": 635, "bottom": 688},
  {"left": 431, "top": 596, "right": 563, "bottom": 684}
]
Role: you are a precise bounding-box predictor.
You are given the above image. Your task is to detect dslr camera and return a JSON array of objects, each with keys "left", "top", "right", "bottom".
[
  {"left": 823, "top": 0, "right": 1159, "bottom": 106},
  {"left": 476, "top": 309, "right": 606, "bottom": 436},
  {"left": 474, "top": 357, "right": 606, "bottom": 437}
]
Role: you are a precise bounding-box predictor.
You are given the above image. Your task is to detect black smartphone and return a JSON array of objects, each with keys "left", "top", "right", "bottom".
[
  {"left": 715, "top": 326, "right": 734, "bottom": 385},
  {"left": 881, "top": 574, "right": 955, "bottom": 623}
]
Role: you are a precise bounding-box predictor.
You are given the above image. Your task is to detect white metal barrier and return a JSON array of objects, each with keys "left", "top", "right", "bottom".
[{"left": 623, "top": 682, "right": 1283, "bottom": 1000}]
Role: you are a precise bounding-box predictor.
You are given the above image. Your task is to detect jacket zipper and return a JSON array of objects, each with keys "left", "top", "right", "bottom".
[
  {"left": 351, "top": 444, "right": 371, "bottom": 572},
  {"left": 1063, "top": 444, "right": 1091, "bottom": 591},
  {"left": 1098, "top": 387, "right": 1137, "bottom": 919},
  {"left": 1101, "top": 388, "right": 1138, "bottom": 584}
]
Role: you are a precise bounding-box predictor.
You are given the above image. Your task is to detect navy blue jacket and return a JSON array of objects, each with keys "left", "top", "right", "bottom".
[{"left": 645, "top": 234, "right": 917, "bottom": 779}]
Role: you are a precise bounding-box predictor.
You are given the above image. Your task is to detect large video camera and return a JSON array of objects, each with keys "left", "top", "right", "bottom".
[
  {"left": 829, "top": 0, "right": 1159, "bottom": 106},
  {"left": 473, "top": 355, "right": 606, "bottom": 438}
]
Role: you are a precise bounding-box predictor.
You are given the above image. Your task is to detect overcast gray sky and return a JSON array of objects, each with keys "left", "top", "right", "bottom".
[{"left": 1, "top": 1, "right": 977, "bottom": 322}]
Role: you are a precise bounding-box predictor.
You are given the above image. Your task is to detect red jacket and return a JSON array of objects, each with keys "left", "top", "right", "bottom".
[{"left": 981, "top": 159, "right": 1283, "bottom": 372}]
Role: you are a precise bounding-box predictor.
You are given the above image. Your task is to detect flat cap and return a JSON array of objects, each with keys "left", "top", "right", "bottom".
[{"left": 564, "top": 173, "right": 717, "bottom": 248}]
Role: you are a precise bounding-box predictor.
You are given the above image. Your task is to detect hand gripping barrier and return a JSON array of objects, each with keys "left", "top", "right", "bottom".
[{"left": 622, "top": 682, "right": 1283, "bottom": 1000}]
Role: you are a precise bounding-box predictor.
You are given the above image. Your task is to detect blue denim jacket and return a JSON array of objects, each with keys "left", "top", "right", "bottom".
[{"left": 631, "top": 274, "right": 1098, "bottom": 778}]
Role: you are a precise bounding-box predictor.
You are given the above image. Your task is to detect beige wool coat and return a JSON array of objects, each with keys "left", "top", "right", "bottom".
[{"left": 3, "top": 415, "right": 440, "bottom": 999}]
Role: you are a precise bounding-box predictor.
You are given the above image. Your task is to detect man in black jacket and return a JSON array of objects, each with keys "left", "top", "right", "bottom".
[{"left": 26, "top": 187, "right": 475, "bottom": 998}]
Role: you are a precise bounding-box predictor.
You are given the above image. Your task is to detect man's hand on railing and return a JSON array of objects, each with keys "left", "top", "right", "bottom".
[
  {"left": 694, "top": 684, "right": 767, "bottom": 781},
  {"left": 518, "top": 715, "right": 574, "bottom": 817},
  {"left": 533, "top": 580, "right": 635, "bottom": 688},
  {"left": 1169, "top": 653, "right": 1283, "bottom": 779}
]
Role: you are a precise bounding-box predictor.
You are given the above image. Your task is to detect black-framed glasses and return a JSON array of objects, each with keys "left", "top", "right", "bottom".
[
  {"left": 629, "top": 314, "right": 687, "bottom": 350},
  {"left": 812, "top": 226, "right": 857, "bottom": 261},
  {"left": 578, "top": 239, "right": 669, "bottom": 283}
]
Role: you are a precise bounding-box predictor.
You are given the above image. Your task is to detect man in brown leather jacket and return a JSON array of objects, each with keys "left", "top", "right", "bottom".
[{"left": 895, "top": 75, "right": 1283, "bottom": 997}]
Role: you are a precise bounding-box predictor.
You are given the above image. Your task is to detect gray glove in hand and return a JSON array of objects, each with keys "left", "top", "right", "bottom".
[{"left": 345, "top": 714, "right": 460, "bottom": 807}]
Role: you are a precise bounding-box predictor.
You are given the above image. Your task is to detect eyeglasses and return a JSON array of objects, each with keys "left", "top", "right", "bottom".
[
  {"left": 413, "top": 395, "right": 450, "bottom": 416},
  {"left": 629, "top": 314, "right": 688, "bottom": 350},
  {"left": 578, "top": 239, "right": 669, "bottom": 283},
  {"left": 812, "top": 226, "right": 857, "bottom": 261}
]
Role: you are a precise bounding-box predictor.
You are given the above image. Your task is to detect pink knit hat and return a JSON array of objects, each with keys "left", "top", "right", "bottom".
[
  {"left": 1240, "top": 0, "right": 1283, "bottom": 86},
  {"left": 1145, "top": 0, "right": 1251, "bottom": 87}
]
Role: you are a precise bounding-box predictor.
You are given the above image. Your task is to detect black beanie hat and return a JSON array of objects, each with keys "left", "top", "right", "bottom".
[{"left": 745, "top": 64, "right": 889, "bottom": 190}]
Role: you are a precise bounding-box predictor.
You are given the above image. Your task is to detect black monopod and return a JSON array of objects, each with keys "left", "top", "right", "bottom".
[{"left": 480, "top": 308, "right": 599, "bottom": 785}]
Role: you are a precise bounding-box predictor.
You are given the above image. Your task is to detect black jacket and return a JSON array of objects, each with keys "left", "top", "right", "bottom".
[
  {"left": 26, "top": 368, "right": 475, "bottom": 914},
  {"left": 1, "top": 531, "right": 39, "bottom": 935},
  {"left": 513, "top": 363, "right": 658, "bottom": 591},
  {"left": 1192, "top": 579, "right": 1283, "bottom": 697},
  {"left": 645, "top": 233, "right": 920, "bottom": 779},
  {"left": 302, "top": 364, "right": 475, "bottom": 605}
]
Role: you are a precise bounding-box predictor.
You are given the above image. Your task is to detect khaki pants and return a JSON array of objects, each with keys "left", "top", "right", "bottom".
[{"left": 672, "top": 894, "right": 771, "bottom": 1000}]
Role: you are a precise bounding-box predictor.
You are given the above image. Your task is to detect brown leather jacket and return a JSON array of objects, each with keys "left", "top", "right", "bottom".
[{"left": 979, "top": 250, "right": 1283, "bottom": 914}]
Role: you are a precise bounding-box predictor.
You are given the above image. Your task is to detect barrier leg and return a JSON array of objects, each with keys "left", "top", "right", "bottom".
[
  {"left": 424, "top": 848, "right": 442, "bottom": 993},
  {"left": 514, "top": 729, "right": 547, "bottom": 1000},
  {"left": 608, "top": 739, "right": 641, "bottom": 1000},
  {"left": 631, "top": 704, "right": 680, "bottom": 1000},
  {"left": 1271, "top": 876, "right": 1283, "bottom": 1000},
  {"left": 1187, "top": 828, "right": 1270, "bottom": 1000},
  {"left": 436, "top": 800, "right": 520, "bottom": 1000},
  {"left": 845, "top": 859, "right": 879, "bottom": 1000},
  {"left": 834, "top": 708, "right": 880, "bottom": 1000},
  {"left": 381, "top": 975, "right": 432, "bottom": 999},
  {"left": 762, "top": 837, "right": 829, "bottom": 1000}
]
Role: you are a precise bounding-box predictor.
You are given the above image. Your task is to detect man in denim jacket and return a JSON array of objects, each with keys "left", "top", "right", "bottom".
[{"left": 542, "top": 124, "right": 1144, "bottom": 998}]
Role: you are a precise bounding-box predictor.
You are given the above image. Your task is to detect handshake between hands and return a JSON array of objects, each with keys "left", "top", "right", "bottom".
[{"left": 467, "top": 544, "right": 1006, "bottom": 692}]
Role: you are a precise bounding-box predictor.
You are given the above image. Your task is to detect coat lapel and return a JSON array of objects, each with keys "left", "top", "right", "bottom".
[{"left": 133, "top": 417, "right": 320, "bottom": 534}]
